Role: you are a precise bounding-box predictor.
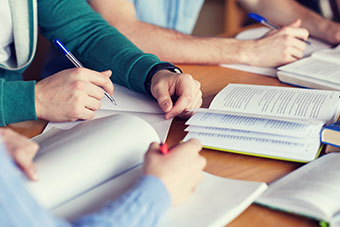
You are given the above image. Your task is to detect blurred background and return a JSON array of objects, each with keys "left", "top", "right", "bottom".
[{"left": 24, "top": 0, "right": 340, "bottom": 80}]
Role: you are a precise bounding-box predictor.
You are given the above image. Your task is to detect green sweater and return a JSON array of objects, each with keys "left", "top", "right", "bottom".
[{"left": 0, "top": 0, "right": 164, "bottom": 126}]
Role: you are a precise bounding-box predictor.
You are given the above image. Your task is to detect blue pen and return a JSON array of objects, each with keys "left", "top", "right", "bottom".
[
  {"left": 248, "top": 13, "right": 311, "bottom": 45},
  {"left": 54, "top": 39, "right": 117, "bottom": 105}
]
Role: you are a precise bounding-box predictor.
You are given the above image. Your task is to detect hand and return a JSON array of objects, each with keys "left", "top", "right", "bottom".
[
  {"left": 242, "top": 19, "right": 309, "bottom": 67},
  {"left": 143, "top": 139, "right": 206, "bottom": 205},
  {"left": 322, "top": 20, "right": 340, "bottom": 44},
  {"left": 150, "top": 70, "right": 202, "bottom": 119},
  {"left": 0, "top": 128, "right": 39, "bottom": 181},
  {"left": 35, "top": 68, "right": 114, "bottom": 122}
]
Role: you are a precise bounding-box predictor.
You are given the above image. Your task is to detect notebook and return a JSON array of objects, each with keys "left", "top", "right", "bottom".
[
  {"left": 278, "top": 44, "right": 340, "bottom": 90},
  {"left": 184, "top": 84, "right": 340, "bottom": 162},
  {"left": 29, "top": 114, "right": 268, "bottom": 227}
]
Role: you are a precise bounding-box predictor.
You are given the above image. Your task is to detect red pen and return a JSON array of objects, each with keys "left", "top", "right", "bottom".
[{"left": 160, "top": 143, "right": 169, "bottom": 155}]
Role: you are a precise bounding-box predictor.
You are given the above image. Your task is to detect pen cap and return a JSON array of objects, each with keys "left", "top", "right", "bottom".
[{"left": 248, "top": 13, "right": 267, "bottom": 23}]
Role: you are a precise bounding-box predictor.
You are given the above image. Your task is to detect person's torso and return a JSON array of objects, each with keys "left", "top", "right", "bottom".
[
  {"left": 0, "top": 0, "right": 37, "bottom": 75},
  {"left": 129, "top": 0, "right": 204, "bottom": 34},
  {"left": 0, "top": 0, "right": 14, "bottom": 66}
]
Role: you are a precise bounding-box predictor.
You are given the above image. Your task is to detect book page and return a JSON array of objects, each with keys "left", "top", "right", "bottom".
[
  {"left": 183, "top": 131, "right": 320, "bottom": 162},
  {"left": 52, "top": 165, "right": 267, "bottom": 227},
  {"left": 186, "top": 112, "right": 324, "bottom": 138},
  {"left": 27, "top": 114, "right": 160, "bottom": 209},
  {"left": 279, "top": 57, "right": 340, "bottom": 85},
  {"left": 185, "top": 125, "right": 318, "bottom": 144},
  {"left": 209, "top": 84, "right": 340, "bottom": 124},
  {"left": 257, "top": 153, "right": 340, "bottom": 221},
  {"left": 101, "top": 83, "right": 162, "bottom": 114},
  {"left": 41, "top": 110, "right": 172, "bottom": 142},
  {"left": 312, "top": 44, "right": 340, "bottom": 64}
]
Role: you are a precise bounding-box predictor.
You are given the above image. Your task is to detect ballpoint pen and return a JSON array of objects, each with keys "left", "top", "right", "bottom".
[
  {"left": 54, "top": 39, "right": 117, "bottom": 105},
  {"left": 248, "top": 13, "right": 311, "bottom": 45}
]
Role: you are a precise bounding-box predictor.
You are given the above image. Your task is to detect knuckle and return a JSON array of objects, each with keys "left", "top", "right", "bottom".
[
  {"left": 69, "top": 104, "right": 82, "bottom": 118},
  {"left": 72, "top": 67, "right": 84, "bottom": 76},
  {"left": 72, "top": 81, "right": 85, "bottom": 91}
]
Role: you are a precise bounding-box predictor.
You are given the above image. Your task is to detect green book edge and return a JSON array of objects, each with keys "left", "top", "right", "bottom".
[{"left": 202, "top": 145, "right": 323, "bottom": 163}]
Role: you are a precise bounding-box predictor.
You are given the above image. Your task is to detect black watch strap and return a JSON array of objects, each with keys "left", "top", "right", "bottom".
[{"left": 144, "top": 63, "right": 182, "bottom": 96}]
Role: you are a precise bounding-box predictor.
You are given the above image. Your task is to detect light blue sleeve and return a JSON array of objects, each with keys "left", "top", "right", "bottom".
[
  {"left": 73, "top": 175, "right": 171, "bottom": 227},
  {"left": 0, "top": 145, "right": 171, "bottom": 227}
]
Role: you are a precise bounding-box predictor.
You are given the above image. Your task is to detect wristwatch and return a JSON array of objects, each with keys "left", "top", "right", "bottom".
[{"left": 144, "top": 63, "right": 182, "bottom": 96}]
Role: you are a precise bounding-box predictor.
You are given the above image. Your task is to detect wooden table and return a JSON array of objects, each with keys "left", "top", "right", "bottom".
[{"left": 8, "top": 65, "right": 319, "bottom": 227}]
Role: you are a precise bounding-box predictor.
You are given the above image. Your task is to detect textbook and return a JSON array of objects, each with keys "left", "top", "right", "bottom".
[
  {"left": 42, "top": 83, "right": 173, "bottom": 142},
  {"left": 256, "top": 152, "right": 340, "bottom": 226},
  {"left": 278, "top": 45, "right": 340, "bottom": 90},
  {"left": 184, "top": 84, "right": 340, "bottom": 162},
  {"left": 29, "top": 114, "right": 267, "bottom": 227},
  {"left": 321, "top": 120, "right": 340, "bottom": 148}
]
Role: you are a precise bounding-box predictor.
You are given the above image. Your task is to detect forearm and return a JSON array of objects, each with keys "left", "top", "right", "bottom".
[
  {"left": 89, "top": 0, "right": 253, "bottom": 65},
  {"left": 73, "top": 175, "right": 170, "bottom": 227},
  {"left": 0, "top": 79, "right": 36, "bottom": 126},
  {"left": 38, "top": 0, "right": 165, "bottom": 94},
  {"left": 238, "top": 0, "right": 336, "bottom": 42}
]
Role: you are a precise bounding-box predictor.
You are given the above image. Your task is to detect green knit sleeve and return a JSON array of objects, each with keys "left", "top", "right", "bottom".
[
  {"left": 37, "top": 0, "right": 167, "bottom": 94},
  {"left": 0, "top": 79, "right": 36, "bottom": 126}
]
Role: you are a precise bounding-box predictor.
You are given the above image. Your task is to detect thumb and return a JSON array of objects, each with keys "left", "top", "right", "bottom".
[
  {"left": 288, "top": 19, "right": 301, "bottom": 28},
  {"left": 152, "top": 84, "right": 173, "bottom": 113},
  {"left": 101, "top": 70, "right": 112, "bottom": 77}
]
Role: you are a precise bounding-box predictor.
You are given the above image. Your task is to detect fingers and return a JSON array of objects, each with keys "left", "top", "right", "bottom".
[
  {"left": 288, "top": 18, "right": 302, "bottom": 28},
  {"left": 1, "top": 129, "right": 39, "bottom": 181},
  {"left": 85, "top": 83, "right": 105, "bottom": 100},
  {"left": 79, "top": 107, "right": 95, "bottom": 120},
  {"left": 85, "top": 96, "right": 102, "bottom": 111},
  {"left": 152, "top": 82, "right": 173, "bottom": 113},
  {"left": 165, "top": 75, "right": 202, "bottom": 119},
  {"left": 171, "top": 139, "right": 202, "bottom": 154},
  {"left": 86, "top": 70, "right": 114, "bottom": 96}
]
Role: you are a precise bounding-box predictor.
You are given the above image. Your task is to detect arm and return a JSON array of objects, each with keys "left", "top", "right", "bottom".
[
  {"left": 36, "top": 0, "right": 201, "bottom": 121},
  {"left": 0, "top": 130, "right": 205, "bottom": 227},
  {"left": 0, "top": 79, "right": 36, "bottom": 126},
  {"left": 89, "top": 0, "right": 308, "bottom": 67},
  {"left": 238, "top": 0, "right": 340, "bottom": 44}
]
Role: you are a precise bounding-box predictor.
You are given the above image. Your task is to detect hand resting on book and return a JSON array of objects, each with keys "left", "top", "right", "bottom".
[{"left": 5, "top": 127, "right": 206, "bottom": 207}]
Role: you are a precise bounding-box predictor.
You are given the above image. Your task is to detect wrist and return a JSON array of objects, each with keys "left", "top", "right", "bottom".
[
  {"left": 144, "top": 63, "right": 181, "bottom": 96},
  {"left": 34, "top": 83, "right": 44, "bottom": 119},
  {"left": 220, "top": 38, "right": 254, "bottom": 65},
  {"left": 237, "top": 40, "right": 258, "bottom": 65}
]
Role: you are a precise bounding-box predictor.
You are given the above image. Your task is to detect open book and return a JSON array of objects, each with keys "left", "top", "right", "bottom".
[
  {"left": 42, "top": 83, "right": 172, "bottom": 142},
  {"left": 184, "top": 84, "right": 340, "bottom": 162},
  {"left": 278, "top": 45, "right": 340, "bottom": 90},
  {"left": 256, "top": 152, "right": 340, "bottom": 226},
  {"left": 29, "top": 114, "right": 267, "bottom": 226}
]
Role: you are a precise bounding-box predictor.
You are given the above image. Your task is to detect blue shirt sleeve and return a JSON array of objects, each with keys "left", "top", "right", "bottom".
[{"left": 0, "top": 146, "right": 170, "bottom": 227}]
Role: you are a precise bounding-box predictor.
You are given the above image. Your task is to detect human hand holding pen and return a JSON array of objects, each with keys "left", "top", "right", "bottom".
[
  {"left": 54, "top": 39, "right": 117, "bottom": 105},
  {"left": 239, "top": 18, "right": 309, "bottom": 67},
  {"left": 143, "top": 139, "right": 206, "bottom": 205},
  {"left": 35, "top": 68, "right": 114, "bottom": 122}
]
